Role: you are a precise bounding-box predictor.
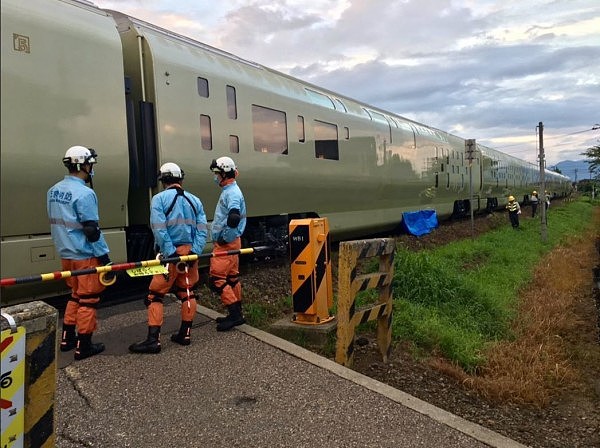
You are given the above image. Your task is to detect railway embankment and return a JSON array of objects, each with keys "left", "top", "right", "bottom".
[{"left": 202, "top": 197, "right": 600, "bottom": 448}]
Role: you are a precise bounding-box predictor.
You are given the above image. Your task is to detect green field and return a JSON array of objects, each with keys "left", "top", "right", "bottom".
[{"left": 390, "top": 198, "right": 597, "bottom": 371}]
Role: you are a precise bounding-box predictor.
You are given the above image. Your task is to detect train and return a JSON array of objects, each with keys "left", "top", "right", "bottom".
[{"left": 1, "top": 0, "right": 571, "bottom": 304}]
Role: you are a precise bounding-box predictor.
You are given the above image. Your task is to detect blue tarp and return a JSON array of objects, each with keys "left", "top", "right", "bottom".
[{"left": 401, "top": 210, "right": 439, "bottom": 237}]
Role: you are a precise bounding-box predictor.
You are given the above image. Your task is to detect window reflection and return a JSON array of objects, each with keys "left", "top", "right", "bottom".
[
  {"left": 200, "top": 114, "right": 212, "bottom": 150},
  {"left": 226, "top": 85, "right": 237, "bottom": 119},
  {"left": 197, "top": 77, "right": 209, "bottom": 97},
  {"left": 229, "top": 135, "right": 239, "bottom": 153},
  {"left": 297, "top": 116, "right": 305, "bottom": 143},
  {"left": 252, "top": 105, "right": 288, "bottom": 154},
  {"left": 314, "top": 120, "right": 338, "bottom": 160}
]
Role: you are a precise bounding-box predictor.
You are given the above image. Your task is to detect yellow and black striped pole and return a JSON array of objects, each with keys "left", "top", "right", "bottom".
[{"left": 0, "top": 246, "right": 268, "bottom": 287}]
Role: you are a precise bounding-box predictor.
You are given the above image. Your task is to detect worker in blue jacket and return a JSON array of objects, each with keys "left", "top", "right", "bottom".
[
  {"left": 47, "top": 145, "right": 110, "bottom": 360},
  {"left": 129, "top": 162, "right": 207, "bottom": 354},
  {"left": 209, "top": 156, "right": 247, "bottom": 331}
]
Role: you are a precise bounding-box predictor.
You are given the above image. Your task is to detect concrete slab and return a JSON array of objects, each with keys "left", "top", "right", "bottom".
[
  {"left": 53, "top": 301, "right": 528, "bottom": 448},
  {"left": 269, "top": 314, "right": 337, "bottom": 346}
]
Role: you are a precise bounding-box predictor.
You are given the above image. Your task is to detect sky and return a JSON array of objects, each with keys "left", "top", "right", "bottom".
[{"left": 93, "top": 0, "right": 600, "bottom": 168}]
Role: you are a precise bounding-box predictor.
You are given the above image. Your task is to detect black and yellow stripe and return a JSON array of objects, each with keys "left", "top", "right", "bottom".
[
  {"left": 289, "top": 218, "right": 333, "bottom": 324},
  {"left": 335, "top": 238, "right": 395, "bottom": 367},
  {"left": 26, "top": 328, "right": 56, "bottom": 448},
  {"left": 1, "top": 302, "right": 58, "bottom": 448}
]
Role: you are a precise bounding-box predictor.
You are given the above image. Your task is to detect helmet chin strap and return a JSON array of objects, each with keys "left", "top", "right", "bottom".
[{"left": 82, "top": 164, "right": 94, "bottom": 189}]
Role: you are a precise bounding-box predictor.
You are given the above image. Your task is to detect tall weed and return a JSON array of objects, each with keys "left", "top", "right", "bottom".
[{"left": 391, "top": 200, "right": 595, "bottom": 371}]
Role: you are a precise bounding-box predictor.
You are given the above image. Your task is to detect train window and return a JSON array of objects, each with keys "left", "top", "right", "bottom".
[
  {"left": 229, "top": 135, "right": 239, "bottom": 153},
  {"left": 305, "top": 88, "right": 335, "bottom": 110},
  {"left": 383, "top": 117, "right": 394, "bottom": 143},
  {"left": 370, "top": 110, "right": 388, "bottom": 125},
  {"left": 252, "top": 105, "right": 288, "bottom": 154},
  {"left": 314, "top": 120, "right": 338, "bottom": 160},
  {"left": 197, "top": 77, "right": 209, "bottom": 98},
  {"left": 333, "top": 98, "right": 347, "bottom": 112},
  {"left": 226, "top": 85, "right": 237, "bottom": 119},
  {"left": 200, "top": 114, "right": 212, "bottom": 150},
  {"left": 297, "top": 116, "right": 305, "bottom": 143},
  {"left": 344, "top": 127, "right": 349, "bottom": 140}
]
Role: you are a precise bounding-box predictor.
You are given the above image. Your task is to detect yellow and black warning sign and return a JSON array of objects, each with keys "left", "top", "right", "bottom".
[
  {"left": 289, "top": 218, "right": 334, "bottom": 324},
  {"left": 1, "top": 326, "right": 26, "bottom": 448}
]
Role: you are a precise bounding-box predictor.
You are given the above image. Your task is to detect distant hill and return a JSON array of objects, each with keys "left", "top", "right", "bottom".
[{"left": 552, "top": 160, "right": 592, "bottom": 181}]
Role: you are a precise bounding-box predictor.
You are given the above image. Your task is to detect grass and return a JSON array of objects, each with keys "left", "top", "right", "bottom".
[
  {"left": 391, "top": 199, "right": 596, "bottom": 372},
  {"left": 203, "top": 197, "right": 599, "bottom": 406}
]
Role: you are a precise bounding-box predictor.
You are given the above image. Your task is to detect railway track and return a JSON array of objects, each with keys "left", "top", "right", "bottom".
[{"left": 39, "top": 207, "right": 512, "bottom": 313}]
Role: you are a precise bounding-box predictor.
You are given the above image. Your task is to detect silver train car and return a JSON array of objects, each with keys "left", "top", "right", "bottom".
[{"left": 1, "top": 0, "right": 571, "bottom": 304}]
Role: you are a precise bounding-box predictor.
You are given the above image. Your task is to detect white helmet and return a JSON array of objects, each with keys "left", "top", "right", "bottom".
[
  {"left": 158, "top": 162, "right": 184, "bottom": 181},
  {"left": 210, "top": 157, "right": 237, "bottom": 175},
  {"left": 63, "top": 145, "right": 97, "bottom": 169}
]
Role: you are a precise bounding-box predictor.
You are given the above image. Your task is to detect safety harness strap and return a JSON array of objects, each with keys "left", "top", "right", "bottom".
[
  {"left": 226, "top": 274, "right": 239, "bottom": 287},
  {"left": 78, "top": 302, "right": 98, "bottom": 309},
  {"left": 165, "top": 187, "right": 197, "bottom": 217}
]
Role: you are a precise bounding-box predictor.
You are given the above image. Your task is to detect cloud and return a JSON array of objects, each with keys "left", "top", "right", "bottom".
[{"left": 94, "top": 0, "right": 600, "bottom": 164}]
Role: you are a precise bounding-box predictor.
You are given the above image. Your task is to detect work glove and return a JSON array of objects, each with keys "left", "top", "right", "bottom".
[
  {"left": 158, "top": 252, "right": 178, "bottom": 262},
  {"left": 97, "top": 253, "right": 111, "bottom": 265}
]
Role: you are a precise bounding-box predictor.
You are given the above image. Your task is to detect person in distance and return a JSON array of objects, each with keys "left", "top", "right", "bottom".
[
  {"left": 530, "top": 190, "right": 539, "bottom": 218},
  {"left": 47, "top": 145, "right": 110, "bottom": 360},
  {"left": 506, "top": 195, "right": 521, "bottom": 229},
  {"left": 129, "top": 162, "right": 207, "bottom": 354},
  {"left": 209, "top": 156, "right": 247, "bottom": 331}
]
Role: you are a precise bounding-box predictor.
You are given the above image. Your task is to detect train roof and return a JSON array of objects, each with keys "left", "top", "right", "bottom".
[{"left": 100, "top": 3, "right": 571, "bottom": 178}]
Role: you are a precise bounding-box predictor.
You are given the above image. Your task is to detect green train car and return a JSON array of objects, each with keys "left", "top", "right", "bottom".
[{"left": 0, "top": 0, "right": 571, "bottom": 304}]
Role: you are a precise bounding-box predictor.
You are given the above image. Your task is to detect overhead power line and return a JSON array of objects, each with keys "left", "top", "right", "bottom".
[{"left": 493, "top": 124, "right": 599, "bottom": 151}]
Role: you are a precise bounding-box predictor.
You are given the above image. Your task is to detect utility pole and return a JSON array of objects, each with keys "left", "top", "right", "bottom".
[
  {"left": 465, "top": 139, "right": 476, "bottom": 239},
  {"left": 538, "top": 122, "right": 547, "bottom": 242}
]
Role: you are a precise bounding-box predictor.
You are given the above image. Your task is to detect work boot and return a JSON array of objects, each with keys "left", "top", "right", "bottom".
[
  {"left": 129, "top": 326, "right": 161, "bottom": 354},
  {"left": 171, "top": 321, "right": 192, "bottom": 346},
  {"left": 215, "top": 310, "right": 231, "bottom": 324},
  {"left": 60, "top": 324, "right": 77, "bottom": 352},
  {"left": 216, "top": 302, "right": 245, "bottom": 332},
  {"left": 74, "top": 333, "right": 105, "bottom": 360}
]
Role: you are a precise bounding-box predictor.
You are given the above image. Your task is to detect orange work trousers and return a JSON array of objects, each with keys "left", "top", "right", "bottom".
[
  {"left": 147, "top": 244, "right": 199, "bottom": 326},
  {"left": 209, "top": 238, "right": 241, "bottom": 306},
  {"left": 62, "top": 258, "right": 105, "bottom": 334}
]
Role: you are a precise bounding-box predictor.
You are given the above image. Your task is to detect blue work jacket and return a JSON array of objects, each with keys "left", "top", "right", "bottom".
[
  {"left": 150, "top": 185, "right": 207, "bottom": 256},
  {"left": 47, "top": 175, "right": 109, "bottom": 260},
  {"left": 211, "top": 181, "right": 246, "bottom": 243}
]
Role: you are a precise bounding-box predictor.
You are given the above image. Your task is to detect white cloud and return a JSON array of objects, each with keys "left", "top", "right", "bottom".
[{"left": 93, "top": 0, "right": 600, "bottom": 165}]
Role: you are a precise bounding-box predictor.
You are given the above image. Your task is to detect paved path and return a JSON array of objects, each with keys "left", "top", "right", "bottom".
[{"left": 55, "top": 301, "right": 528, "bottom": 447}]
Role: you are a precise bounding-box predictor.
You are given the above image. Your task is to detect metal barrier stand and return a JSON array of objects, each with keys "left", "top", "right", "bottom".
[
  {"left": 335, "top": 238, "right": 395, "bottom": 367},
  {"left": 1, "top": 302, "right": 58, "bottom": 448}
]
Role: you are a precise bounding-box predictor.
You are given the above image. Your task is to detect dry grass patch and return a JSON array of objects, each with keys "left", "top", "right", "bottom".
[{"left": 431, "top": 210, "right": 600, "bottom": 407}]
